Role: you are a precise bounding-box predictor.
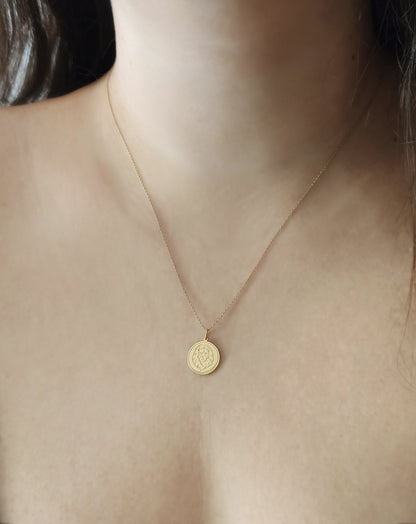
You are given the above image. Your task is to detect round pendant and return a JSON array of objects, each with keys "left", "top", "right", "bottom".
[{"left": 187, "top": 339, "right": 221, "bottom": 375}]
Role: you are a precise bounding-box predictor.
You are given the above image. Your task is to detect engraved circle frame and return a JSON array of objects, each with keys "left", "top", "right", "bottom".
[{"left": 187, "top": 339, "right": 221, "bottom": 375}]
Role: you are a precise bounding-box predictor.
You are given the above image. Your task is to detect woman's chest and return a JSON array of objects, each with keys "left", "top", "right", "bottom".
[
  {"left": 1, "top": 290, "right": 416, "bottom": 524},
  {"left": 1, "top": 194, "right": 416, "bottom": 523}
]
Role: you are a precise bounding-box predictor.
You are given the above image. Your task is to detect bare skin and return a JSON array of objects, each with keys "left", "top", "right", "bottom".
[{"left": 0, "top": 0, "right": 416, "bottom": 523}]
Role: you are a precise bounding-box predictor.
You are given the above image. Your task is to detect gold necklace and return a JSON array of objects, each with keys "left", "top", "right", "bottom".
[{"left": 105, "top": 66, "right": 383, "bottom": 376}]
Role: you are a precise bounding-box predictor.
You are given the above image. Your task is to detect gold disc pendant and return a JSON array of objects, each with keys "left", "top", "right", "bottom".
[{"left": 187, "top": 332, "right": 220, "bottom": 375}]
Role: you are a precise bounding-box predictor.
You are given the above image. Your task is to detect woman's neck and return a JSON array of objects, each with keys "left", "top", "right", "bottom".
[{"left": 106, "top": 0, "right": 389, "bottom": 193}]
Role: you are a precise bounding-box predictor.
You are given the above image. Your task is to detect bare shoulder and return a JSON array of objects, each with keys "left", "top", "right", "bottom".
[
  {"left": 0, "top": 73, "right": 116, "bottom": 243},
  {"left": 0, "top": 100, "right": 40, "bottom": 205},
  {"left": 0, "top": 81, "right": 92, "bottom": 168},
  {"left": 0, "top": 74, "right": 107, "bottom": 176},
  {"left": 0, "top": 99, "right": 49, "bottom": 248}
]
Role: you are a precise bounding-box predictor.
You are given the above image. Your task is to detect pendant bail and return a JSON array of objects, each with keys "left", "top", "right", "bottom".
[{"left": 204, "top": 328, "right": 209, "bottom": 340}]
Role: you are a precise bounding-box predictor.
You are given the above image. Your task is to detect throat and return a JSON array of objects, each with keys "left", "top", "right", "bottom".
[{"left": 105, "top": 0, "right": 384, "bottom": 183}]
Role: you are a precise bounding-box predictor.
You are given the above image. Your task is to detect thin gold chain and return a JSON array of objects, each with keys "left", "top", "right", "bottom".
[{"left": 106, "top": 66, "right": 383, "bottom": 337}]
